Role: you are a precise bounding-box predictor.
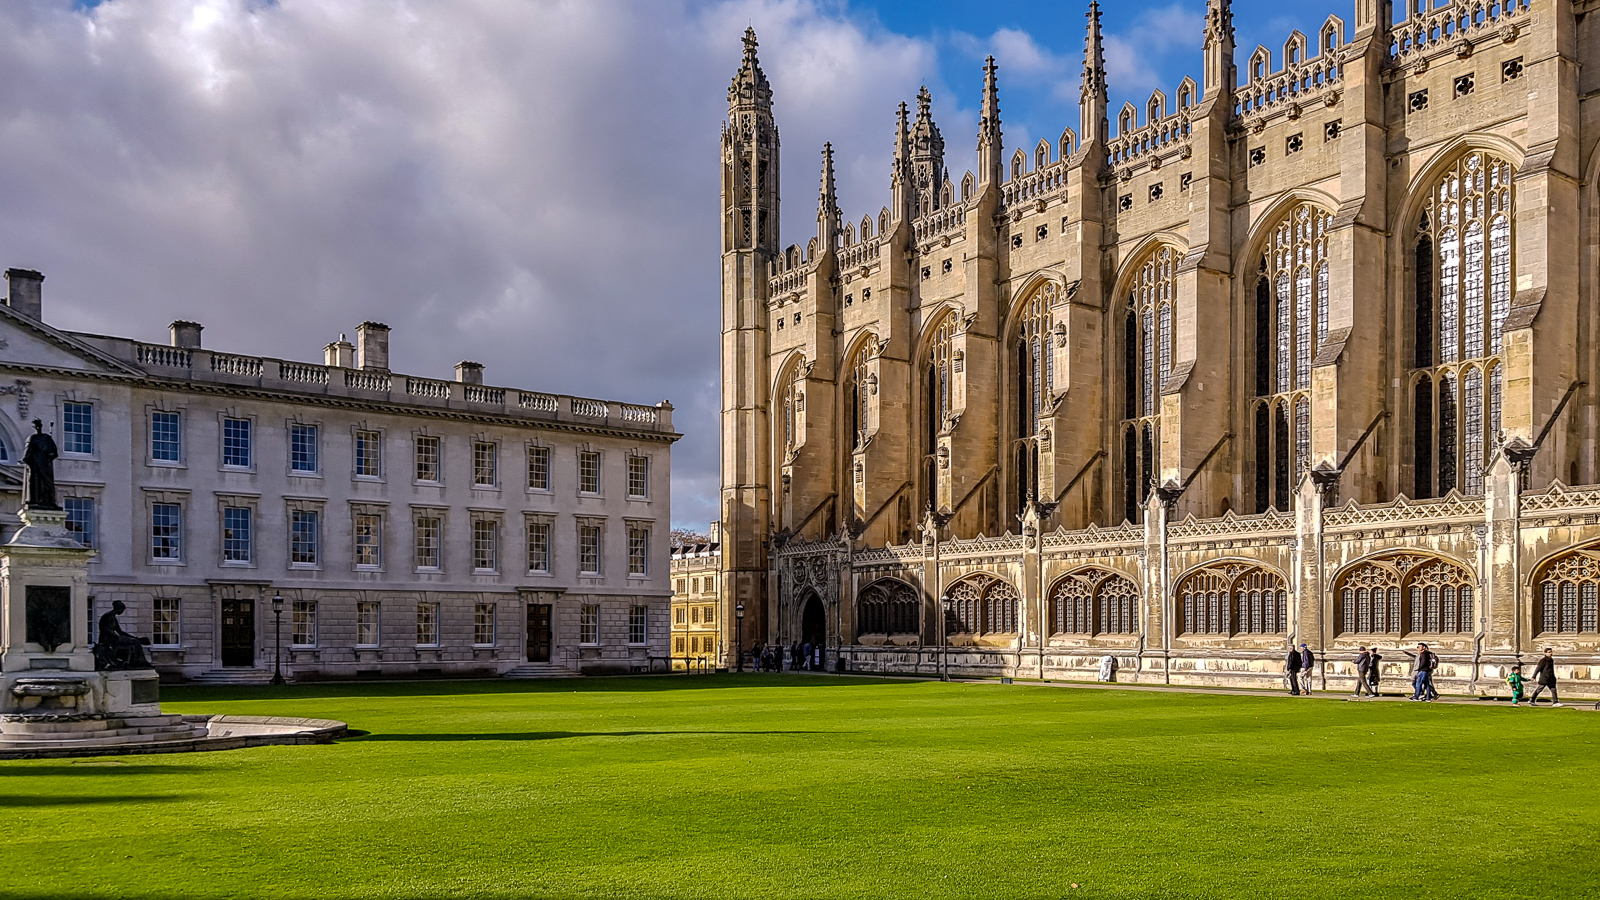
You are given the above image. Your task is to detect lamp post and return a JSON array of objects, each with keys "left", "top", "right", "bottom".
[
  {"left": 735, "top": 601, "right": 746, "bottom": 673},
  {"left": 270, "top": 592, "right": 285, "bottom": 686}
]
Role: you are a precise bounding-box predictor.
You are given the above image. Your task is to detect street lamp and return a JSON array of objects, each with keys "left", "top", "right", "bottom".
[
  {"left": 735, "top": 601, "right": 745, "bottom": 673},
  {"left": 270, "top": 592, "right": 285, "bottom": 686}
]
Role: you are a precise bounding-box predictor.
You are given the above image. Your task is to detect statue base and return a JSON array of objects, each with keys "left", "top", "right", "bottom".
[{"left": 9, "top": 507, "right": 81, "bottom": 550}]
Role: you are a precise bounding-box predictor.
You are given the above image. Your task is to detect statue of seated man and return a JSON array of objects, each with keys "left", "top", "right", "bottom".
[{"left": 94, "top": 600, "right": 152, "bottom": 670}]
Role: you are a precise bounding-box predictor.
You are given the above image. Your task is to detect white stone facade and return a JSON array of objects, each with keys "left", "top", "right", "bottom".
[{"left": 0, "top": 277, "right": 677, "bottom": 679}]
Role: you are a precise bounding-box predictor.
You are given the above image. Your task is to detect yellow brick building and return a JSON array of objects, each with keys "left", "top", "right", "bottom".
[{"left": 670, "top": 527, "right": 722, "bottom": 670}]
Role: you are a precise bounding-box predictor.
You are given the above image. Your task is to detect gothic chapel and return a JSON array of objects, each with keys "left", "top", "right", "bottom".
[{"left": 720, "top": 0, "right": 1600, "bottom": 693}]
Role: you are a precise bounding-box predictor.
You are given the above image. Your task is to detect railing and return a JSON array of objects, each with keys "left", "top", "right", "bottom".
[
  {"left": 1168, "top": 509, "right": 1294, "bottom": 541},
  {"left": 519, "top": 392, "right": 560, "bottom": 413},
  {"left": 209, "top": 353, "right": 264, "bottom": 377},
  {"left": 1109, "top": 117, "right": 1191, "bottom": 165},
  {"left": 136, "top": 345, "right": 191, "bottom": 369},
  {"left": 838, "top": 238, "right": 881, "bottom": 271},
  {"left": 465, "top": 385, "right": 505, "bottom": 404},
  {"left": 1235, "top": 52, "right": 1343, "bottom": 117},
  {"left": 1323, "top": 492, "right": 1486, "bottom": 529},
  {"left": 1520, "top": 482, "right": 1600, "bottom": 516},
  {"left": 1389, "top": 0, "right": 1528, "bottom": 62},
  {"left": 406, "top": 377, "right": 451, "bottom": 400},
  {"left": 617, "top": 404, "right": 658, "bottom": 425},
  {"left": 344, "top": 370, "right": 391, "bottom": 392},
  {"left": 278, "top": 361, "right": 328, "bottom": 384},
  {"left": 912, "top": 205, "right": 968, "bottom": 245},
  {"left": 1001, "top": 164, "right": 1068, "bottom": 206},
  {"left": 571, "top": 398, "right": 608, "bottom": 419}
]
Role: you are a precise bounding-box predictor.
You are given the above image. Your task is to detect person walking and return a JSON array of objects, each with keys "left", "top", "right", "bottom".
[
  {"left": 1404, "top": 643, "right": 1437, "bottom": 701},
  {"left": 1299, "top": 643, "right": 1317, "bottom": 694},
  {"left": 1506, "top": 664, "right": 1526, "bottom": 707},
  {"left": 1530, "top": 648, "right": 1562, "bottom": 707},
  {"left": 1285, "top": 644, "right": 1303, "bottom": 695},
  {"left": 1353, "top": 646, "right": 1378, "bottom": 698},
  {"left": 1367, "top": 646, "right": 1384, "bottom": 696}
]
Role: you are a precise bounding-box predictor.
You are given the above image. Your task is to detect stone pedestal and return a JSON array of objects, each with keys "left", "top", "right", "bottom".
[{"left": 0, "top": 508, "right": 159, "bottom": 719}]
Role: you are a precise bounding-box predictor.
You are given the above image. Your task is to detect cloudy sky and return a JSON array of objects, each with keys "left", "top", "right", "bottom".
[{"left": 5, "top": 0, "right": 1350, "bottom": 530}]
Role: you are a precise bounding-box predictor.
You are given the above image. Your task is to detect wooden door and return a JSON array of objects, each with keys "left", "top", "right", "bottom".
[
  {"left": 526, "top": 604, "right": 552, "bottom": 662},
  {"left": 220, "top": 597, "right": 255, "bottom": 667}
]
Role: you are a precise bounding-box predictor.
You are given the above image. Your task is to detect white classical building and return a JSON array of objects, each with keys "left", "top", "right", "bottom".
[{"left": 0, "top": 268, "right": 678, "bottom": 681}]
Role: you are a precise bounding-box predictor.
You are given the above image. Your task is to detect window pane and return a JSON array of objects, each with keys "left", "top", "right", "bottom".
[
  {"left": 151, "top": 411, "right": 181, "bottom": 462},
  {"left": 416, "top": 603, "right": 439, "bottom": 646},
  {"left": 527, "top": 522, "right": 550, "bottom": 572},
  {"left": 222, "top": 506, "right": 252, "bottom": 563},
  {"left": 628, "top": 456, "right": 649, "bottom": 498},
  {"left": 415, "top": 516, "right": 441, "bottom": 569},
  {"left": 355, "top": 514, "right": 381, "bottom": 568},
  {"left": 292, "top": 599, "right": 317, "bottom": 647},
  {"left": 355, "top": 431, "right": 381, "bottom": 477},
  {"left": 473, "top": 441, "right": 497, "bottom": 486},
  {"left": 357, "top": 601, "right": 381, "bottom": 647},
  {"left": 528, "top": 446, "right": 550, "bottom": 490},
  {"left": 580, "top": 604, "right": 599, "bottom": 644},
  {"left": 415, "top": 436, "right": 440, "bottom": 482},
  {"left": 152, "top": 598, "right": 181, "bottom": 646},
  {"left": 580, "top": 451, "right": 601, "bottom": 493},
  {"left": 629, "top": 528, "right": 649, "bottom": 576},
  {"left": 473, "top": 520, "right": 497, "bottom": 571},
  {"left": 629, "top": 605, "right": 647, "bottom": 644},
  {"left": 580, "top": 525, "right": 601, "bottom": 574},
  {"left": 63, "top": 402, "right": 93, "bottom": 454},
  {"left": 64, "top": 497, "right": 96, "bottom": 549},
  {"left": 290, "top": 424, "right": 319, "bottom": 473},
  {"left": 290, "top": 510, "right": 319, "bottom": 565},
  {"left": 474, "top": 603, "right": 496, "bottom": 646},
  {"left": 222, "top": 418, "right": 251, "bottom": 467},
  {"left": 152, "top": 503, "right": 182, "bottom": 560}
]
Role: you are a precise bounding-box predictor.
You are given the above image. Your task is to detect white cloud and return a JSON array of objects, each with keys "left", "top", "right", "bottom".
[
  {"left": 1103, "top": 3, "right": 1205, "bottom": 111},
  {"left": 0, "top": 0, "right": 937, "bottom": 529}
]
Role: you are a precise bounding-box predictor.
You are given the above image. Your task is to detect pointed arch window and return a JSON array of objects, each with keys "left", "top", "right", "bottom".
[
  {"left": 1335, "top": 553, "right": 1473, "bottom": 636},
  {"left": 1412, "top": 152, "right": 1514, "bottom": 498},
  {"left": 1049, "top": 568, "right": 1139, "bottom": 636},
  {"left": 857, "top": 579, "right": 921, "bottom": 636},
  {"left": 945, "top": 574, "right": 1019, "bottom": 636},
  {"left": 1534, "top": 545, "right": 1600, "bottom": 634},
  {"left": 844, "top": 336, "right": 878, "bottom": 451},
  {"left": 1177, "top": 562, "right": 1287, "bottom": 636},
  {"left": 923, "top": 314, "right": 958, "bottom": 512},
  {"left": 1011, "top": 283, "right": 1060, "bottom": 516},
  {"left": 1120, "top": 246, "right": 1177, "bottom": 523},
  {"left": 1253, "top": 202, "right": 1331, "bottom": 512}
]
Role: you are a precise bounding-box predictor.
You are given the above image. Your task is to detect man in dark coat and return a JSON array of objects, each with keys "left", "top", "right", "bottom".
[
  {"left": 1353, "top": 646, "right": 1378, "bottom": 698},
  {"left": 1285, "top": 645, "right": 1303, "bottom": 695},
  {"left": 1530, "top": 648, "right": 1562, "bottom": 707},
  {"left": 1299, "top": 643, "right": 1317, "bottom": 693},
  {"left": 1367, "top": 647, "right": 1384, "bottom": 696},
  {"left": 1404, "top": 643, "right": 1438, "bottom": 701}
]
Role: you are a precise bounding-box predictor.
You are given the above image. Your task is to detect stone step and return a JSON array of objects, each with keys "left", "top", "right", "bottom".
[
  {"left": 191, "top": 670, "right": 274, "bottom": 685},
  {"left": 0, "top": 718, "right": 113, "bottom": 734},
  {"left": 503, "top": 665, "right": 578, "bottom": 679}
]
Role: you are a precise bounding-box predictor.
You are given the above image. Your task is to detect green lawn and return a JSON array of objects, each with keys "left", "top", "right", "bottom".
[{"left": 2, "top": 676, "right": 1596, "bottom": 900}]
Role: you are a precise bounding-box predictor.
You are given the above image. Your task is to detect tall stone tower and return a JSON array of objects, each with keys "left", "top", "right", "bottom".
[{"left": 720, "top": 29, "right": 778, "bottom": 664}]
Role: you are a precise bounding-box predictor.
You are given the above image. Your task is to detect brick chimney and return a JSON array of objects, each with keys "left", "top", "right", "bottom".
[
  {"left": 5, "top": 269, "right": 43, "bottom": 321},
  {"left": 356, "top": 321, "right": 389, "bottom": 371},
  {"left": 324, "top": 333, "right": 355, "bottom": 368},
  {"left": 455, "top": 361, "right": 484, "bottom": 384},
  {"left": 169, "top": 320, "right": 203, "bottom": 349}
]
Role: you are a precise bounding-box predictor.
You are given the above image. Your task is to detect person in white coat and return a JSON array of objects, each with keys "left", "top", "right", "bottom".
[{"left": 1098, "top": 654, "right": 1116, "bottom": 683}]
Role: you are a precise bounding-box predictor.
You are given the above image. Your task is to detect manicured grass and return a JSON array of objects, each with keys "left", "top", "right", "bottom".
[{"left": 2, "top": 676, "right": 1596, "bottom": 899}]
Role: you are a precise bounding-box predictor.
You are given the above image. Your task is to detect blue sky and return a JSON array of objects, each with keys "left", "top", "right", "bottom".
[{"left": 0, "top": 0, "right": 1364, "bottom": 532}]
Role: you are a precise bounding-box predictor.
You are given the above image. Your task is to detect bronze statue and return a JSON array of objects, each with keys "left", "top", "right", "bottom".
[
  {"left": 94, "top": 600, "right": 152, "bottom": 670},
  {"left": 22, "top": 418, "right": 58, "bottom": 511}
]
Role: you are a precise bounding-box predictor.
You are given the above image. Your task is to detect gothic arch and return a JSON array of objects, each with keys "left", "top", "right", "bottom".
[
  {"left": 772, "top": 351, "right": 807, "bottom": 467},
  {"left": 1004, "top": 276, "right": 1067, "bottom": 518},
  {"left": 1332, "top": 551, "right": 1476, "bottom": 636},
  {"left": 1528, "top": 541, "right": 1600, "bottom": 635},
  {"left": 1173, "top": 558, "right": 1289, "bottom": 637},
  {"left": 1047, "top": 567, "right": 1140, "bottom": 636},
  {"left": 944, "top": 572, "right": 1020, "bottom": 636},
  {"left": 839, "top": 330, "right": 881, "bottom": 454},
  {"left": 916, "top": 308, "right": 961, "bottom": 513},
  {"left": 1112, "top": 240, "right": 1185, "bottom": 525},
  {"left": 1239, "top": 194, "right": 1337, "bottom": 513},
  {"left": 856, "top": 578, "right": 923, "bottom": 636},
  {"left": 1391, "top": 134, "right": 1526, "bottom": 237}
]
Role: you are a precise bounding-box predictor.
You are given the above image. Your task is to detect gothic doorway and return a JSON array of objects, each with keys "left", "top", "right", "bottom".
[
  {"left": 801, "top": 591, "right": 826, "bottom": 650},
  {"left": 526, "top": 604, "right": 552, "bottom": 662},
  {"left": 219, "top": 597, "right": 255, "bottom": 668}
]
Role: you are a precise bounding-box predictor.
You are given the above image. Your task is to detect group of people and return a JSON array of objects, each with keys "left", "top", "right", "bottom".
[
  {"left": 748, "top": 642, "right": 823, "bottom": 672},
  {"left": 1286, "top": 642, "right": 1564, "bottom": 706}
]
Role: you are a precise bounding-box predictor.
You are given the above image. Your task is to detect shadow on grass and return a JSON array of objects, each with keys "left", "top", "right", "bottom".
[
  {"left": 0, "top": 794, "right": 192, "bottom": 808},
  {"left": 0, "top": 765, "right": 207, "bottom": 778},
  {"left": 348, "top": 729, "right": 840, "bottom": 743},
  {"left": 161, "top": 673, "right": 915, "bottom": 704}
]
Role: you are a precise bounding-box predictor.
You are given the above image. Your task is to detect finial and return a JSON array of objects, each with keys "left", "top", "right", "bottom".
[
  {"left": 743, "top": 26, "right": 758, "bottom": 58},
  {"left": 917, "top": 85, "right": 932, "bottom": 118}
]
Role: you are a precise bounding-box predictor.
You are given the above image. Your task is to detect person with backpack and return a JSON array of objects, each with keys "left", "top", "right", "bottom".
[
  {"left": 1404, "top": 643, "right": 1438, "bottom": 701},
  {"left": 1530, "top": 648, "right": 1563, "bottom": 707},
  {"left": 1367, "top": 647, "right": 1384, "bottom": 696},
  {"left": 1284, "top": 645, "right": 1303, "bottom": 695},
  {"left": 1299, "top": 643, "right": 1317, "bottom": 694}
]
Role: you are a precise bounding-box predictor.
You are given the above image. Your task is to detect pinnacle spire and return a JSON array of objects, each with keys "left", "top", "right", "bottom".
[
  {"left": 728, "top": 26, "right": 772, "bottom": 110},
  {"left": 1203, "top": 0, "right": 1236, "bottom": 98},
  {"left": 818, "top": 143, "right": 839, "bottom": 249},
  {"left": 978, "top": 56, "right": 1003, "bottom": 185},
  {"left": 1081, "top": 1, "right": 1108, "bottom": 145}
]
